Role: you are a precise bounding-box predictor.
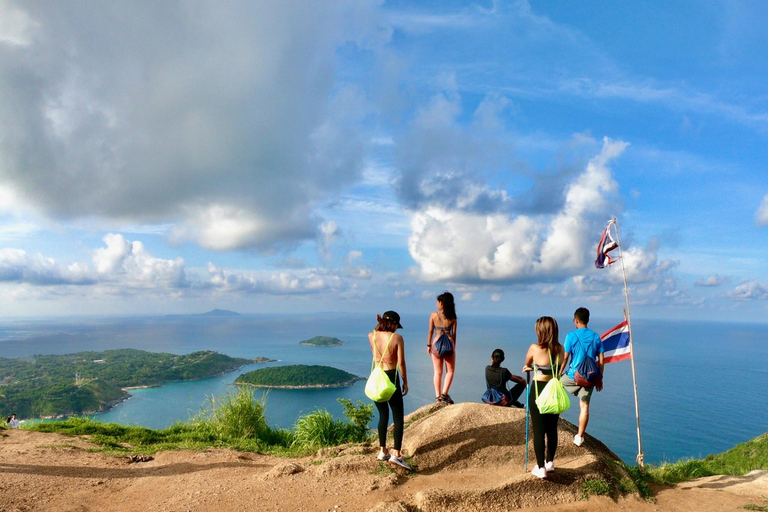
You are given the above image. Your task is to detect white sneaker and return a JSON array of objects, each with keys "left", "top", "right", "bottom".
[
  {"left": 531, "top": 465, "right": 547, "bottom": 479},
  {"left": 574, "top": 434, "right": 584, "bottom": 447},
  {"left": 545, "top": 460, "right": 555, "bottom": 472},
  {"left": 388, "top": 456, "right": 411, "bottom": 470},
  {"left": 376, "top": 452, "right": 390, "bottom": 461}
]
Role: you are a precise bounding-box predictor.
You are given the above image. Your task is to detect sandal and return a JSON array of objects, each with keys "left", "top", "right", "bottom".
[{"left": 440, "top": 394, "right": 454, "bottom": 404}]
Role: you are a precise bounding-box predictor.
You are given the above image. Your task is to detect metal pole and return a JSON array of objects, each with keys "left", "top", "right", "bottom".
[
  {"left": 525, "top": 371, "right": 530, "bottom": 472},
  {"left": 612, "top": 217, "right": 645, "bottom": 467}
]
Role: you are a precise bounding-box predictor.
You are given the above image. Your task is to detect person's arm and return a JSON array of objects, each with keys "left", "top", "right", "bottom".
[
  {"left": 427, "top": 313, "right": 435, "bottom": 354},
  {"left": 598, "top": 352, "right": 604, "bottom": 373},
  {"left": 508, "top": 368, "right": 525, "bottom": 385},
  {"left": 452, "top": 318, "right": 458, "bottom": 348},
  {"left": 397, "top": 334, "right": 408, "bottom": 396},
  {"left": 559, "top": 351, "right": 570, "bottom": 377},
  {"left": 522, "top": 344, "right": 534, "bottom": 373}
]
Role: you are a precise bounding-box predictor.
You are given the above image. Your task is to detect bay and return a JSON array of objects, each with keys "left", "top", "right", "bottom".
[{"left": 1, "top": 313, "right": 766, "bottom": 465}]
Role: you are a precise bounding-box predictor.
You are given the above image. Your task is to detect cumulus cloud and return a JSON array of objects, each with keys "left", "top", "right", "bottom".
[
  {"left": 408, "top": 138, "right": 626, "bottom": 282},
  {"left": 695, "top": 273, "right": 725, "bottom": 287},
  {"left": 0, "top": 233, "right": 356, "bottom": 297},
  {"left": 727, "top": 281, "right": 768, "bottom": 301},
  {"left": 0, "top": 1, "right": 384, "bottom": 251},
  {"left": 755, "top": 194, "right": 768, "bottom": 226}
]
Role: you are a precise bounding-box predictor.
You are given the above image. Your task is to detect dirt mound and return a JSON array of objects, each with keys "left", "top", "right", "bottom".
[{"left": 0, "top": 405, "right": 761, "bottom": 512}]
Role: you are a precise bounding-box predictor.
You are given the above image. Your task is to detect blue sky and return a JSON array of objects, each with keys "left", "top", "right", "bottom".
[{"left": 1, "top": 0, "right": 767, "bottom": 321}]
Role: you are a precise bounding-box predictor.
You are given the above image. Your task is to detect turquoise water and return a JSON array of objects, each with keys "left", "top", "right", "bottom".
[{"left": 2, "top": 313, "right": 767, "bottom": 464}]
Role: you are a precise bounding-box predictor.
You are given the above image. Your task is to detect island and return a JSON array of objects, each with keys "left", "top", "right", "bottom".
[
  {"left": 299, "top": 336, "right": 345, "bottom": 347},
  {"left": 234, "top": 365, "right": 363, "bottom": 389},
  {"left": 252, "top": 357, "right": 278, "bottom": 363},
  {"left": 0, "top": 349, "right": 256, "bottom": 419}
]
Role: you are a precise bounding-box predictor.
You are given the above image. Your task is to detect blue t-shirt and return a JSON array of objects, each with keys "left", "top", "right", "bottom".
[{"left": 564, "top": 328, "right": 604, "bottom": 379}]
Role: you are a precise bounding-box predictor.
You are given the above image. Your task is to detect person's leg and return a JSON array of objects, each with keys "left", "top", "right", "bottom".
[
  {"left": 375, "top": 398, "right": 390, "bottom": 454},
  {"left": 577, "top": 398, "right": 590, "bottom": 437},
  {"left": 529, "top": 383, "right": 546, "bottom": 469},
  {"left": 441, "top": 352, "right": 456, "bottom": 396},
  {"left": 389, "top": 373, "right": 405, "bottom": 456},
  {"left": 431, "top": 354, "right": 444, "bottom": 399},
  {"left": 544, "top": 413, "right": 559, "bottom": 464},
  {"left": 509, "top": 382, "right": 525, "bottom": 403}
]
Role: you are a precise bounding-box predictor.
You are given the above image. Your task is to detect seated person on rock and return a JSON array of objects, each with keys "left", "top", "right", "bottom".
[{"left": 484, "top": 348, "right": 525, "bottom": 408}]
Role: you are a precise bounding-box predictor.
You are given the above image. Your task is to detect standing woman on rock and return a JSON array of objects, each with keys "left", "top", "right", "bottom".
[
  {"left": 523, "top": 316, "right": 564, "bottom": 479},
  {"left": 369, "top": 311, "right": 410, "bottom": 470},
  {"left": 427, "top": 291, "right": 458, "bottom": 404}
]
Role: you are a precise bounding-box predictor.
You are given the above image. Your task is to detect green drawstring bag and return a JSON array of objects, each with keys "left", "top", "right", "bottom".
[
  {"left": 365, "top": 331, "right": 397, "bottom": 402},
  {"left": 534, "top": 350, "right": 570, "bottom": 414}
]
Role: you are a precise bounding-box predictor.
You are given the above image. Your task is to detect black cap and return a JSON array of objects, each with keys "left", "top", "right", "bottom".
[{"left": 382, "top": 310, "right": 403, "bottom": 329}]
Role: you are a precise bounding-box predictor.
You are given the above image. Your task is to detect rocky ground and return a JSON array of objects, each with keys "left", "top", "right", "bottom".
[{"left": 1, "top": 402, "right": 766, "bottom": 512}]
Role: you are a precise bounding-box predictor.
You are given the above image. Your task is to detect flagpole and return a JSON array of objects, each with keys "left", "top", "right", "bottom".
[{"left": 611, "top": 217, "right": 644, "bottom": 467}]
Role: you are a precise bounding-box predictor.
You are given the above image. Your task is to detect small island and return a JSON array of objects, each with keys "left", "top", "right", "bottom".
[
  {"left": 0, "top": 349, "right": 256, "bottom": 419},
  {"left": 252, "top": 357, "right": 278, "bottom": 363},
  {"left": 299, "top": 336, "right": 344, "bottom": 347},
  {"left": 234, "top": 365, "right": 363, "bottom": 389}
]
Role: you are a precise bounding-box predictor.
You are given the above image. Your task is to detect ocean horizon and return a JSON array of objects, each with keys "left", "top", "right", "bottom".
[{"left": 2, "top": 312, "right": 766, "bottom": 465}]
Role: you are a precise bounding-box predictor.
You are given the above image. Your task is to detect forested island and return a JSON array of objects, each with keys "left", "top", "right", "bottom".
[
  {"left": 234, "top": 365, "right": 362, "bottom": 388},
  {"left": 299, "top": 336, "right": 344, "bottom": 347},
  {"left": 0, "top": 349, "right": 254, "bottom": 419}
]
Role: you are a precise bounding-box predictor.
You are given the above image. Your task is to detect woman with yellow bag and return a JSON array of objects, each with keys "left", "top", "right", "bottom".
[
  {"left": 523, "top": 316, "right": 568, "bottom": 479},
  {"left": 367, "top": 311, "right": 410, "bottom": 470}
]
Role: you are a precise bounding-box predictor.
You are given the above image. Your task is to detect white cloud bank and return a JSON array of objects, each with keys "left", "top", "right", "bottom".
[
  {"left": 0, "top": 234, "right": 352, "bottom": 297},
  {"left": 408, "top": 137, "right": 627, "bottom": 282}
]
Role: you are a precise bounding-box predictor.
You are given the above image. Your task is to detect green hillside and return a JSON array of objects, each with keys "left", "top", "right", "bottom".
[{"left": 0, "top": 349, "right": 251, "bottom": 418}]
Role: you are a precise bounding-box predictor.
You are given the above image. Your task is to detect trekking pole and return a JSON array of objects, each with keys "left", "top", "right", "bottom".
[{"left": 524, "top": 370, "right": 530, "bottom": 472}]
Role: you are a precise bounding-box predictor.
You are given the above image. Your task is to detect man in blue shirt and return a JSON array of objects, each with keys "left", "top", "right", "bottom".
[{"left": 560, "top": 307, "right": 604, "bottom": 447}]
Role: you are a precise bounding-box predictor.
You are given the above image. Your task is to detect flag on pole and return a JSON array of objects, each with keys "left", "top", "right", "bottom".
[
  {"left": 595, "top": 219, "right": 618, "bottom": 269},
  {"left": 601, "top": 320, "right": 631, "bottom": 363}
]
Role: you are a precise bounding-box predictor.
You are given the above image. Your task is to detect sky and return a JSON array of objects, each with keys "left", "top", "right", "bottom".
[{"left": 1, "top": 0, "right": 768, "bottom": 321}]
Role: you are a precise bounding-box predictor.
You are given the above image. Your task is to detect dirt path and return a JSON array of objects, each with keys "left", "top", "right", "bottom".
[{"left": 1, "top": 404, "right": 765, "bottom": 512}]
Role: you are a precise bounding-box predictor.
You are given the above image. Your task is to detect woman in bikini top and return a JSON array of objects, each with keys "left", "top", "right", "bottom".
[{"left": 427, "top": 291, "right": 458, "bottom": 404}]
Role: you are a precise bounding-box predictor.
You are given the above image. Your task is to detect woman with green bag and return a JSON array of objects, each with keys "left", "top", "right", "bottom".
[
  {"left": 368, "top": 311, "right": 410, "bottom": 470},
  {"left": 522, "top": 316, "right": 566, "bottom": 479}
]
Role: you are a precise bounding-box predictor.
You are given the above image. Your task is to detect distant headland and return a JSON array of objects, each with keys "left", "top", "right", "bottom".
[
  {"left": 234, "top": 365, "right": 362, "bottom": 389},
  {"left": 165, "top": 309, "right": 241, "bottom": 318},
  {"left": 299, "top": 336, "right": 344, "bottom": 347}
]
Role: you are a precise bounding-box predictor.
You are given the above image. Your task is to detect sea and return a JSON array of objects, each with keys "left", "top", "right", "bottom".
[{"left": 1, "top": 313, "right": 766, "bottom": 465}]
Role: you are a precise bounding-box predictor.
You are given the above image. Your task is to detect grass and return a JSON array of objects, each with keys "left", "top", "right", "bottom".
[
  {"left": 742, "top": 504, "right": 768, "bottom": 512},
  {"left": 644, "top": 432, "right": 768, "bottom": 485},
  {"left": 27, "top": 389, "right": 374, "bottom": 456},
  {"left": 581, "top": 477, "right": 611, "bottom": 500}
]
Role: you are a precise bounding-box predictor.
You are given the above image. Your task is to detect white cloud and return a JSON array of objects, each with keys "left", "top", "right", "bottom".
[
  {"left": 490, "top": 293, "right": 501, "bottom": 301},
  {"left": 408, "top": 138, "right": 626, "bottom": 282},
  {"left": 695, "top": 274, "right": 725, "bottom": 287},
  {"left": 394, "top": 290, "right": 411, "bottom": 298},
  {"left": 755, "top": 194, "right": 768, "bottom": 226},
  {"left": 727, "top": 281, "right": 768, "bottom": 301},
  {"left": 204, "top": 263, "right": 340, "bottom": 295},
  {"left": 0, "top": 1, "right": 384, "bottom": 251},
  {"left": 0, "top": 248, "right": 93, "bottom": 285},
  {"left": 461, "top": 292, "right": 473, "bottom": 301}
]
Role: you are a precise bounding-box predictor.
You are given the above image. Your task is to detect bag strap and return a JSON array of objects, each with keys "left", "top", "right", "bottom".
[
  {"left": 371, "top": 330, "right": 397, "bottom": 368},
  {"left": 534, "top": 349, "right": 560, "bottom": 400}
]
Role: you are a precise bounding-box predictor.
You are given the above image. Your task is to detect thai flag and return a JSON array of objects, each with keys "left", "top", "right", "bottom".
[
  {"left": 595, "top": 219, "right": 618, "bottom": 269},
  {"left": 601, "top": 320, "right": 631, "bottom": 363}
]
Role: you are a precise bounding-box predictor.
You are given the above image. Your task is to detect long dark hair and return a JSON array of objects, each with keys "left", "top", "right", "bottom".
[
  {"left": 437, "top": 291, "right": 456, "bottom": 320},
  {"left": 535, "top": 316, "right": 561, "bottom": 354}
]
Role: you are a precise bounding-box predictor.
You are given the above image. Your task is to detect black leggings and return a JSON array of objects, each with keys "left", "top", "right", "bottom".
[
  {"left": 375, "top": 369, "right": 404, "bottom": 451},
  {"left": 529, "top": 381, "right": 559, "bottom": 467}
]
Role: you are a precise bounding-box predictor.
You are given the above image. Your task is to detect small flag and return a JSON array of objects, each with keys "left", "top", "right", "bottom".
[
  {"left": 601, "top": 320, "right": 631, "bottom": 363},
  {"left": 595, "top": 219, "right": 618, "bottom": 269}
]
